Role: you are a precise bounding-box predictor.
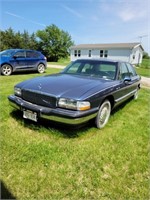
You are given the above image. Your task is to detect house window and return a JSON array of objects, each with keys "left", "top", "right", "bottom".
[
  {"left": 100, "top": 50, "right": 108, "bottom": 57},
  {"left": 74, "top": 50, "right": 81, "bottom": 57},
  {"left": 74, "top": 50, "right": 77, "bottom": 57},
  {"left": 104, "top": 50, "right": 108, "bottom": 57},
  {"left": 78, "top": 50, "right": 81, "bottom": 57},
  {"left": 100, "top": 50, "right": 103, "bottom": 57},
  {"left": 89, "top": 50, "right": 91, "bottom": 57}
]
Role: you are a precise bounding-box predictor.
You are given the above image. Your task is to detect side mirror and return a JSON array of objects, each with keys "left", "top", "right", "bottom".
[
  {"left": 124, "top": 76, "right": 131, "bottom": 84},
  {"left": 13, "top": 55, "right": 17, "bottom": 59}
]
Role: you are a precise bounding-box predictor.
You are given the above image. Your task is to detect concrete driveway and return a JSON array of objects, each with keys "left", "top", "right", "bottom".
[{"left": 141, "top": 76, "right": 150, "bottom": 88}]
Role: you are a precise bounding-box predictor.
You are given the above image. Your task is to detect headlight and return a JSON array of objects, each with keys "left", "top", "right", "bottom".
[
  {"left": 14, "top": 87, "right": 22, "bottom": 96},
  {"left": 58, "top": 98, "right": 90, "bottom": 111}
]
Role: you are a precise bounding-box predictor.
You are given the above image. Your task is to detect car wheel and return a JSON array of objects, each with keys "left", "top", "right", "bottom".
[
  {"left": 37, "top": 64, "right": 45, "bottom": 73},
  {"left": 1, "top": 64, "right": 12, "bottom": 76},
  {"left": 95, "top": 100, "right": 111, "bottom": 129},
  {"left": 133, "top": 88, "right": 139, "bottom": 100}
]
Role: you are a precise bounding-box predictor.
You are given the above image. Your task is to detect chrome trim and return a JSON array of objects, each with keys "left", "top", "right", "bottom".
[
  {"left": 41, "top": 112, "right": 97, "bottom": 125},
  {"left": 8, "top": 95, "right": 98, "bottom": 125},
  {"left": 24, "top": 89, "right": 57, "bottom": 98},
  {"left": 9, "top": 101, "right": 20, "bottom": 110},
  {"left": 115, "top": 89, "right": 137, "bottom": 103}
]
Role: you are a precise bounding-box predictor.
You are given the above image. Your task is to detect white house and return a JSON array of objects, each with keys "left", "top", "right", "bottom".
[{"left": 70, "top": 43, "right": 144, "bottom": 64}]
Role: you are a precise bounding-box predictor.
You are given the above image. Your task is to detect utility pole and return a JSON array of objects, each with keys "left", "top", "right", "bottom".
[
  {"left": 138, "top": 35, "right": 148, "bottom": 43},
  {"left": 137, "top": 35, "right": 148, "bottom": 65}
]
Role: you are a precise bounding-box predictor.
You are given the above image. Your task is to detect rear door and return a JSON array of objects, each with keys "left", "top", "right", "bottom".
[{"left": 26, "top": 50, "right": 40, "bottom": 69}]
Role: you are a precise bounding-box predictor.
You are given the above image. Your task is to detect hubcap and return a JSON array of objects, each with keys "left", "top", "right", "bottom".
[
  {"left": 99, "top": 105, "right": 109, "bottom": 125},
  {"left": 100, "top": 107, "right": 108, "bottom": 123},
  {"left": 98, "top": 102, "right": 110, "bottom": 127},
  {"left": 38, "top": 64, "right": 45, "bottom": 73},
  {"left": 2, "top": 66, "right": 11, "bottom": 75}
]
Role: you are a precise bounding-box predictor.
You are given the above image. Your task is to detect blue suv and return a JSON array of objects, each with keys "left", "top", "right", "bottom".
[{"left": 0, "top": 49, "right": 47, "bottom": 75}]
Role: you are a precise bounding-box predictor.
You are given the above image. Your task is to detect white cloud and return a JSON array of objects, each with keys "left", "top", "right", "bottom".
[
  {"left": 98, "top": 0, "right": 148, "bottom": 22},
  {"left": 5, "top": 11, "right": 46, "bottom": 27},
  {"left": 90, "top": 15, "right": 99, "bottom": 21},
  {"left": 61, "top": 5, "right": 83, "bottom": 18},
  {"left": 5, "top": 11, "right": 25, "bottom": 20},
  {"left": 119, "top": 7, "right": 146, "bottom": 22}
]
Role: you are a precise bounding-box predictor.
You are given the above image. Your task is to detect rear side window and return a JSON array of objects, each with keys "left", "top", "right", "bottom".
[
  {"left": 126, "top": 63, "right": 137, "bottom": 77},
  {"left": 26, "top": 51, "right": 40, "bottom": 58}
]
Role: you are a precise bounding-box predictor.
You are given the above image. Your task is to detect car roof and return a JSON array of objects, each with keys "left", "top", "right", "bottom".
[
  {"left": 5, "top": 49, "right": 39, "bottom": 52},
  {"left": 75, "top": 58, "right": 120, "bottom": 63}
]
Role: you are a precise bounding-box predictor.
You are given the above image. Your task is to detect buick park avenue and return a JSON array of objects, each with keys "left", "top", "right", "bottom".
[{"left": 8, "top": 59, "right": 141, "bottom": 129}]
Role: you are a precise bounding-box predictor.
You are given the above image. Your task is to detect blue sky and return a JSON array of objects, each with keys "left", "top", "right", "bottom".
[{"left": 0, "top": 0, "right": 150, "bottom": 54}]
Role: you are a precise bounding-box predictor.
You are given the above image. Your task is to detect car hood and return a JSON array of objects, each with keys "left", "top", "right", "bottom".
[
  {"left": 0, "top": 56, "right": 9, "bottom": 63},
  {"left": 16, "top": 73, "right": 116, "bottom": 99}
]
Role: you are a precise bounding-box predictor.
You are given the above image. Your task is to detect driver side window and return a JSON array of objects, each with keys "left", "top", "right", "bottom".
[
  {"left": 119, "top": 63, "right": 129, "bottom": 80},
  {"left": 14, "top": 51, "right": 25, "bottom": 58}
]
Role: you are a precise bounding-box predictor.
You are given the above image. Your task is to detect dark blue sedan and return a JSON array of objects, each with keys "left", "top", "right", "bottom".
[
  {"left": 0, "top": 49, "right": 47, "bottom": 75},
  {"left": 8, "top": 59, "right": 141, "bottom": 129}
]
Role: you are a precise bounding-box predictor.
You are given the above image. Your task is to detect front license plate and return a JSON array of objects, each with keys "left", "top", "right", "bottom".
[{"left": 23, "top": 110, "right": 37, "bottom": 122}]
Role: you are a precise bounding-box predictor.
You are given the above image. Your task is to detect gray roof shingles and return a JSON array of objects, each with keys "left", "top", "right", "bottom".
[{"left": 70, "top": 43, "right": 144, "bottom": 50}]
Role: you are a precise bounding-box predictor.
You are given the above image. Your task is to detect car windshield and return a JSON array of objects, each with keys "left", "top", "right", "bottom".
[
  {"left": 62, "top": 60, "right": 117, "bottom": 80},
  {"left": 0, "top": 50, "right": 15, "bottom": 57}
]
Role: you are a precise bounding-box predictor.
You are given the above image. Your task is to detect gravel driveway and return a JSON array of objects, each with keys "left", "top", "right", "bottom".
[
  {"left": 141, "top": 76, "right": 150, "bottom": 88},
  {"left": 48, "top": 64, "right": 150, "bottom": 88}
]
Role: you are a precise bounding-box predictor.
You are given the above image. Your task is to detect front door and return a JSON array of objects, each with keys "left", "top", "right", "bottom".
[
  {"left": 113, "top": 62, "right": 134, "bottom": 105},
  {"left": 11, "top": 50, "right": 26, "bottom": 70}
]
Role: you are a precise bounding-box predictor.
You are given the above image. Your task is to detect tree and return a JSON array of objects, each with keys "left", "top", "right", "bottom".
[
  {"left": 0, "top": 25, "right": 74, "bottom": 61},
  {"left": 143, "top": 51, "right": 150, "bottom": 59},
  {"left": 36, "top": 24, "right": 74, "bottom": 61},
  {"left": 0, "top": 28, "right": 39, "bottom": 51},
  {"left": 0, "top": 28, "right": 21, "bottom": 50}
]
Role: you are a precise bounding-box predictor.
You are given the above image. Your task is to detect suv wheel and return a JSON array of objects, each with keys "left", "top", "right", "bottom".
[
  {"left": 37, "top": 64, "right": 45, "bottom": 73},
  {"left": 1, "top": 64, "right": 12, "bottom": 76}
]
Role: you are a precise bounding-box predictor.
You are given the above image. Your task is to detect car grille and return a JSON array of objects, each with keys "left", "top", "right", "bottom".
[{"left": 22, "top": 90, "right": 56, "bottom": 108}]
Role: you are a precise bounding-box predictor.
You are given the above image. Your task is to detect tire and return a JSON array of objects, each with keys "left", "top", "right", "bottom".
[
  {"left": 95, "top": 100, "right": 111, "bottom": 129},
  {"left": 37, "top": 64, "right": 45, "bottom": 73},
  {"left": 1, "top": 64, "right": 12, "bottom": 76}
]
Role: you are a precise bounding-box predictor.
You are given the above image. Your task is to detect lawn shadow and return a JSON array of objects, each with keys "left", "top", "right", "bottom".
[
  {"left": 10, "top": 110, "right": 92, "bottom": 138},
  {"left": 111, "top": 97, "right": 133, "bottom": 115},
  {"left": 10, "top": 97, "right": 134, "bottom": 138},
  {"left": 12, "top": 71, "right": 47, "bottom": 76},
  {"left": 1, "top": 180, "right": 16, "bottom": 199}
]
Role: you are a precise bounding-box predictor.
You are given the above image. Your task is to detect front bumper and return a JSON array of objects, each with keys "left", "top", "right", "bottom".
[{"left": 8, "top": 95, "right": 98, "bottom": 125}]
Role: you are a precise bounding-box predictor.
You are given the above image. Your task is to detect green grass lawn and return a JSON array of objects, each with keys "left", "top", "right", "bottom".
[
  {"left": 0, "top": 68, "right": 149, "bottom": 199},
  {"left": 135, "top": 58, "right": 150, "bottom": 77}
]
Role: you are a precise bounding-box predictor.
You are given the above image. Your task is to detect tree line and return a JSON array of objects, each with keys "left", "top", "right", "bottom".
[{"left": 0, "top": 24, "right": 74, "bottom": 61}]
